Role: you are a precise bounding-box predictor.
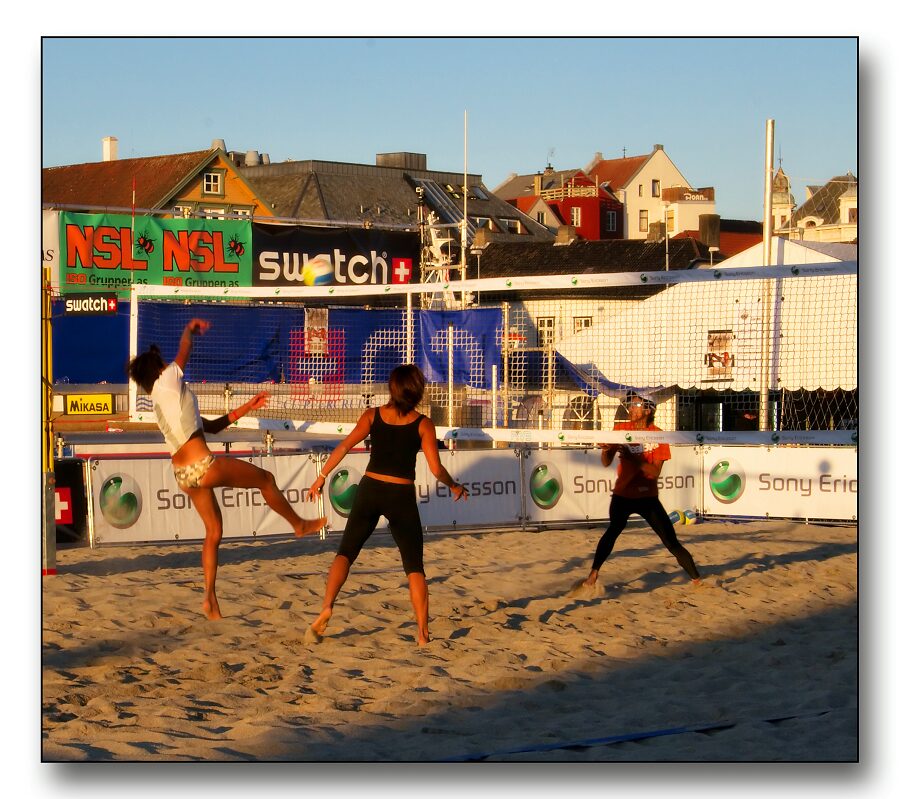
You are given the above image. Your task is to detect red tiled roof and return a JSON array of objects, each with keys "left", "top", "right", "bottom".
[
  {"left": 586, "top": 154, "right": 649, "bottom": 190},
  {"left": 42, "top": 150, "right": 214, "bottom": 209}
]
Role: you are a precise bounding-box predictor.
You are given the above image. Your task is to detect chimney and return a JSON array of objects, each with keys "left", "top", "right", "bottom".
[
  {"left": 647, "top": 221, "right": 666, "bottom": 242},
  {"left": 244, "top": 150, "right": 260, "bottom": 166},
  {"left": 699, "top": 214, "right": 721, "bottom": 248},
  {"left": 474, "top": 227, "right": 493, "bottom": 248},
  {"left": 653, "top": 144, "right": 664, "bottom": 152},
  {"left": 533, "top": 174, "right": 542, "bottom": 196},
  {"left": 102, "top": 136, "right": 118, "bottom": 162},
  {"left": 555, "top": 225, "right": 579, "bottom": 245},
  {"left": 211, "top": 138, "right": 227, "bottom": 152},
  {"left": 261, "top": 153, "right": 270, "bottom": 165}
]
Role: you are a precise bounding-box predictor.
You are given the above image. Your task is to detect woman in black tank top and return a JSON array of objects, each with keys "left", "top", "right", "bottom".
[{"left": 306, "top": 364, "right": 468, "bottom": 646}]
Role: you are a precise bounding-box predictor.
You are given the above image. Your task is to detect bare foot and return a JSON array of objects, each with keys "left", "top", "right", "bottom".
[
  {"left": 203, "top": 597, "right": 223, "bottom": 621},
  {"left": 583, "top": 570, "right": 598, "bottom": 587},
  {"left": 417, "top": 632, "right": 431, "bottom": 647},
  {"left": 691, "top": 578, "right": 704, "bottom": 588},
  {"left": 304, "top": 625, "right": 323, "bottom": 644},
  {"left": 295, "top": 516, "right": 326, "bottom": 538},
  {"left": 306, "top": 607, "right": 332, "bottom": 643}
]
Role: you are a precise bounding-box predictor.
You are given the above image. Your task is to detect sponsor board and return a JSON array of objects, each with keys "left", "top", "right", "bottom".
[
  {"left": 89, "top": 455, "right": 319, "bottom": 544},
  {"left": 703, "top": 445, "right": 857, "bottom": 519},
  {"left": 252, "top": 223, "right": 419, "bottom": 288},
  {"left": 523, "top": 447, "right": 701, "bottom": 522},
  {"left": 59, "top": 212, "right": 253, "bottom": 297},
  {"left": 65, "top": 393, "right": 113, "bottom": 415},
  {"left": 63, "top": 292, "right": 119, "bottom": 315},
  {"left": 321, "top": 449, "right": 522, "bottom": 533}
]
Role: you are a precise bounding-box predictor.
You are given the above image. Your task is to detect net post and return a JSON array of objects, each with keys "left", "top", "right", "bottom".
[{"left": 128, "top": 283, "right": 140, "bottom": 420}]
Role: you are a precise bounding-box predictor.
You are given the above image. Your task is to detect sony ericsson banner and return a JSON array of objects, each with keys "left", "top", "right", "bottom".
[
  {"left": 524, "top": 447, "right": 701, "bottom": 523},
  {"left": 252, "top": 223, "right": 418, "bottom": 288},
  {"left": 89, "top": 455, "right": 318, "bottom": 544},
  {"left": 322, "top": 449, "right": 523, "bottom": 534},
  {"left": 58, "top": 212, "right": 253, "bottom": 298},
  {"left": 703, "top": 445, "right": 857, "bottom": 520}
]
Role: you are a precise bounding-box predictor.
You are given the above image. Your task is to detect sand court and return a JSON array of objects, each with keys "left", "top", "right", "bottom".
[{"left": 42, "top": 519, "right": 857, "bottom": 761}]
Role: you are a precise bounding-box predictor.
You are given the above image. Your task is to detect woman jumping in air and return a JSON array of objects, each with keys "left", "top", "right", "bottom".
[{"left": 128, "top": 319, "right": 326, "bottom": 620}]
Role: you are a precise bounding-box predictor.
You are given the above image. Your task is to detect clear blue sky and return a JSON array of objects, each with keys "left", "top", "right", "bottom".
[{"left": 41, "top": 36, "right": 857, "bottom": 221}]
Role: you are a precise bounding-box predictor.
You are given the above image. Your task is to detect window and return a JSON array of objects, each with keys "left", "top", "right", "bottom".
[
  {"left": 570, "top": 206, "right": 582, "bottom": 227},
  {"left": 848, "top": 207, "right": 858, "bottom": 223},
  {"left": 574, "top": 316, "right": 592, "bottom": 333},
  {"left": 473, "top": 216, "right": 493, "bottom": 230},
  {"left": 638, "top": 184, "right": 643, "bottom": 197},
  {"left": 233, "top": 208, "right": 252, "bottom": 218},
  {"left": 202, "top": 171, "right": 224, "bottom": 196},
  {"left": 639, "top": 210, "right": 649, "bottom": 232},
  {"left": 200, "top": 207, "right": 226, "bottom": 220},
  {"left": 605, "top": 211, "right": 617, "bottom": 232},
  {"left": 173, "top": 204, "right": 193, "bottom": 218},
  {"left": 536, "top": 211, "right": 546, "bottom": 225},
  {"left": 651, "top": 180, "right": 660, "bottom": 197},
  {"left": 499, "top": 218, "right": 521, "bottom": 234},
  {"left": 537, "top": 317, "right": 555, "bottom": 348}
]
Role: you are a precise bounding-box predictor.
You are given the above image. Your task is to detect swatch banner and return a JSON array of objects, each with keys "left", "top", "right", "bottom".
[
  {"left": 58, "top": 212, "right": 253, "bottom": 297},
  {"left": 252, "top": 223, "right": 419, "bottom": 288}
]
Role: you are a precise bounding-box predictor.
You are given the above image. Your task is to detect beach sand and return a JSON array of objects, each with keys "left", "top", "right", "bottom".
[{"left": 41, "top": 519, "right": 857, "bottom": 762}]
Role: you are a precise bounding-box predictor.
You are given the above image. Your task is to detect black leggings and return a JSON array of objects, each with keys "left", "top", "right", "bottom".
[
  {"left": 337, "top": 476, "right": 424, "bottom": 575},
  {"left": 591, "top": 494, "right": 700, "bottom": 579}
]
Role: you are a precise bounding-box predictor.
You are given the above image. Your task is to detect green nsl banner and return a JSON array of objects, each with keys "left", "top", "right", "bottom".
[{"left": 58, "top": 212, "right": 253, "bottom": 297}]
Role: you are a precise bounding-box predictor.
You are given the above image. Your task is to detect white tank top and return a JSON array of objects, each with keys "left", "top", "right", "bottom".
[{"left": 151, "top": 363, "right": 202, "bottom": 455}]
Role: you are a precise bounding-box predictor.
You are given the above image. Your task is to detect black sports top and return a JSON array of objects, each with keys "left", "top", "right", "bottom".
[{"left": 365, "top": 407, "right": 423, "bottom": 480}]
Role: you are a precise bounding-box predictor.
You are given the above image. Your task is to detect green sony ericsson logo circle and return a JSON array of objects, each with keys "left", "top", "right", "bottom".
[
  {"left": 99, "top": 473, "right": 143, "bottom": 529},
  {"left": 328, "top": 467, "right": 360, "bottom": 518},
  {"left": 530, "top": 463, "right": 563, "bottom": 510},
  {"left": 709, "top": 459, "right": 746, "bottom": 504}
]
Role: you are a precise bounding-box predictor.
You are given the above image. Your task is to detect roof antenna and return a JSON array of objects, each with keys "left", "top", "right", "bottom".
[{"left": 546, "top": 147, "right": 555, "bottom": 170}]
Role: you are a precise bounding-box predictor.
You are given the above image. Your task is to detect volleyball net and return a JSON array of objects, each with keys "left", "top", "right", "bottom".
[{"left": 128, "top": 262, "right": 857, "bottom": 447}]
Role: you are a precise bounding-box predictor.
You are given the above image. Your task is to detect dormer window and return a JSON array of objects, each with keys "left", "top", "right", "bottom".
[{"left": 202, "top": 170, "right": 225, "bottom": 196}]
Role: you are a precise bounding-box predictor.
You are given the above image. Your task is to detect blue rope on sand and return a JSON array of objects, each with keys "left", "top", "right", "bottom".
[{"left": 440, "top": 708, "right": 842, "bottom": 762}]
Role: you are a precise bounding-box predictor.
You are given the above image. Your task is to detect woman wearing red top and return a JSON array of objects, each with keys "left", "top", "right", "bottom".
[{"left": 584, "top": 394, "right": 701, "bottom": 587}]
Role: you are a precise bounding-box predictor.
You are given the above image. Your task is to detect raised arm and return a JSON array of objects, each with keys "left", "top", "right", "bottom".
[
  {"left": 203, "top": 391, "right": 271, "bottom": 435},
  {"left": 419, "top": 416, "right": 468, "bottom": 501},
  {"left": 307, "top": 409, "right": 376, "bottom": 501},
  {"left": 174, "top": 318, "right": 210, "bottom": 371}
]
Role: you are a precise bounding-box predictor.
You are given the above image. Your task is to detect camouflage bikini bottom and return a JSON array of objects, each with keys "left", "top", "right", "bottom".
[{"left": 173, "top": 454, "right": 215, "bottom": 491}]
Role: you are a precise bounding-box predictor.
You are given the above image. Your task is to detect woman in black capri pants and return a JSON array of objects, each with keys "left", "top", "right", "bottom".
[{"left": 307, "top": 364, "right": 468, "bottom": 646}]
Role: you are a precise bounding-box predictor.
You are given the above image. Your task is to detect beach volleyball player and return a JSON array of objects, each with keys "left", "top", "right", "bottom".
[
  {"left": 584, "top": 393, "right": 702, "bottom": 588},
  {"left": 306, "top": 364, "right": 468, "bottom": 646},
  {"left": 128, "top": 319, "right": 326, "bottom": 620}
]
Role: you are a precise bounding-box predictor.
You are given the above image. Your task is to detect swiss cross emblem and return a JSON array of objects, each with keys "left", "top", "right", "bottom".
[
  {"left": 391, "top": 258, "right": 412, "bottom": 284},
  {"left": 55, "top": 486, "right": 73, "bottom": 525}
]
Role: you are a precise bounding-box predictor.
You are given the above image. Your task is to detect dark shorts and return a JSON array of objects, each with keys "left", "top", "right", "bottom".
[{"left": 337, "top": 476, "right": 424, "bottom": 574}]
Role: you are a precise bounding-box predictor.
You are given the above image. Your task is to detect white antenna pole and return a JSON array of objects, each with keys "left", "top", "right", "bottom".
[
  {"left": 762, "top": 119, "right": 775, "bottom": 267},
  {"left": 759, "top": 118, "right": 776, "bottom": 431},
  {"left": 461, "top": 111, "right": 469, "bottom": 301}
]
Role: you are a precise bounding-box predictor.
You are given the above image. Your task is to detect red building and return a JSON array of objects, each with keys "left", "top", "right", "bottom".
[{"left": 494, "top": 167, "right": 624, "bottom": 241}]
